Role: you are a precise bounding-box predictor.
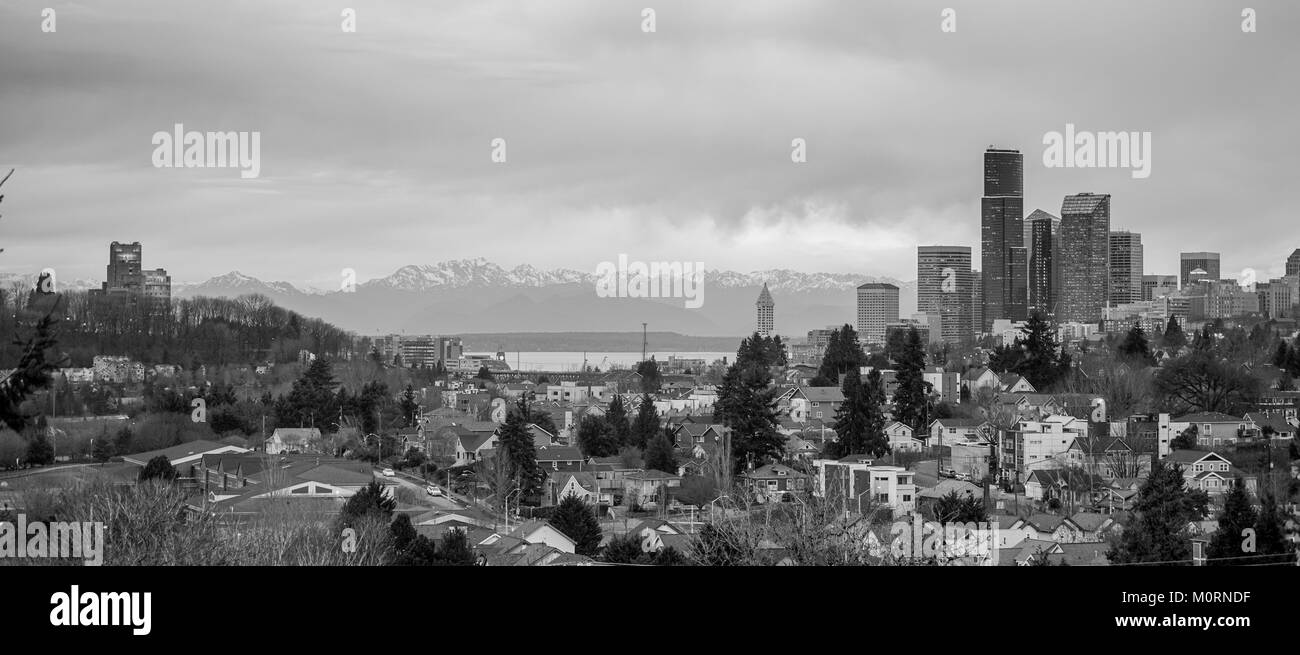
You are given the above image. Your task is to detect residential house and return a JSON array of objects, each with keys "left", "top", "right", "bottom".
[
  {"left": 535, "top": 445, "right": 585, "bottom": 472},
  {"left": 123, "top": 440, "right": 251, "bottom": 479},
  {"left": 1170, "top": 412, "right": 1259, "bottom": 449},
  {"left": 547, "top": 471, "right": 613, "bottom": 506},
  {"left": 813, "top": 456, "right": 916, "bottom": 516},
  {"left": 454, "top": 432, "right": 499, "bottom": 466},
  {"left": 623, "top": 469, "right": 682, "bottom": 506},
  {"left": 885, "top": 421, "right": 923, "bottom": 452},
  {"left": 928, "top": 418, "right": 993, "bottom": 447},
  {"left": 507, "top": 520, "right": 577, "bottom": 554},
  {"left": 789, "top": 386, "right": 846, "bottom": 423},
  {"left": 741, "top": 463, "right": 811, "bottom": 502},
  {"left": 999, "top": 373, "right": 1036, "bottom": 394},
  {"left": 1163, "top": 449, "right": 1256, "bottom": 496},
  {"left": 1243, "top": 413, "right": 1297, "bottom": 440},
  {"left": 961, "top": 367, "right": 999, "bottom": 394},
  {"left": 264, "top": 428, "right": 323, "bottom": 455}
]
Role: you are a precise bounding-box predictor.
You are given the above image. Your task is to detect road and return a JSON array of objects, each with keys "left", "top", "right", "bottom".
[{"left": 382, "top": 469, "right": 467, "bottom": 512}]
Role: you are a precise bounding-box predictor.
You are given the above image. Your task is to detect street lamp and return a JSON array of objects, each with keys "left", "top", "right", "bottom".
[
  {"left": 856, "top": 490, "right": 872, "bottom": 518},
  {"left": 505, "top": 488, "right": 523, "bottom": 532}
]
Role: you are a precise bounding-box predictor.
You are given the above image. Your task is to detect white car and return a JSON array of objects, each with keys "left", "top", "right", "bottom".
[
  {"left": 955, "top": 472, "right": 972, "bottom": 482},
  {"left": 426, "top": 485, "right": 443, "bottom": 497},
  {"left": 382, "top": 468, "right": 395, "bottom": 477}
]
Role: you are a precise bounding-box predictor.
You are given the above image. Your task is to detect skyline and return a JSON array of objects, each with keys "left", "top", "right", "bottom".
[{"left": 2, "top": 0, "right": 1299, "bottom": 289}]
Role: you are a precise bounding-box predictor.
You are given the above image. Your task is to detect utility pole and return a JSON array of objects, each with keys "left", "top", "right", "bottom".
[{"left": 642, "top": 323, "right": 648, "bottom": 362}]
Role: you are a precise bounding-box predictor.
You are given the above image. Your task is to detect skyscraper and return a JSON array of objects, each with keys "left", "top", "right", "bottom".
[
  {"left": 1026, "top": 210, "right": 1060, "bottom": 316},
  {"left": 917, "top": 245, "right": 973, "bottom": 345},
  {"left": 1286, "top": 249, "right": 1300, "bottom": 277},
  {"left": 856, "top": 283, "right": 899, "bottom": 345},
  {"left": 756, "top": 283, "right": 774, "bottom": 337},
  {"left": 971, "top": 271, "right": 982, "bottom": 334},
  {"left": 1180, "top": 252, "right": 1221, "bottom": 289},
  {"left": 1142, "top": 274, "right": 1178, "bottom": 301},
  {"left": 1059, "top": 193, "right": 1111, "bottom": 323},
  {"left": 1109, "top": 231, "right": 1143, "bottom": 306},
  {"left": 981, "top": 148, "right": 1025, "bottom": 329},
  {"left": 1008, "top": 246, "right": 1028, "bottom": 320}
]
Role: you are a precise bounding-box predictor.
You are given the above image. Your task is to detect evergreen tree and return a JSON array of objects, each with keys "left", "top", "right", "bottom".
[
  {"left": 497, "top": 399, "right": 545, "bottom": 498},
  {"left": 714, "top": 361, "right": 784, "bottom": 473},
  {"left": 1011, "top": 313, "right": 1071, "bottom": 390},
  {"left": 1118, "top": 323, "right": 1156, "bottom": 366},
  {"left": 339, "top": 479, "right": 396, "bottom": 525},
  {"left": 23, "top": 432, "right": 55, "bottom": 466},
  {"left": 635, "top": 358, "right": 662, "bottom": 393},
  {"left": 576, "top": 414, "right": 617, "bottom": 458},
  {"left": 770, "top": 335, "right": 788, "bottom": 367},
  {"left": 601, "top": 532, "right": 645, "bottom": 564},
  {"left": 436, "top": 529, "right": 477, "bottom": 565},
  {"left": 1254, "top": 492, "right": 1290, "bottom": 561},
  {"left": 551, "top": 494, "right": 603, "bottom": 557},
  {"left": 644, "top": 430, "right": 678, "bottom": 474},
  {"left": 1108, "top": 460, "right": 1210, "bottom": 564},
  {"left": 605, "top": 394, "right": 631, "bottom": 447},
  {"left": 861, "top": 369, "right": 889, "bottom": 457},
  {"left": 1163, "top": 316, "right": 1188, "bottom": 351},
  {"left": 92, "top": 437, "right": 115, "bottom": 463},
  {"left": 891, "top": 327, "right": 929, "bottom": 432},
  {"left": 831, "top": 368, "right": 867, "bottom": 458},
  {"left": 816, "top": 324, "right": 865, "bottom": 386},
  {"left": 1207, "top": 477, "right": 1256, "bottom": 564},
  {"left": 630, "top": 393, "right": 659, "bottom": 449},
  {"left": 137, "top": 455, "right": 177, "bottom": 482},
  {"left": 1274, "top": 340, "right": 1291, "bottom": 369}
]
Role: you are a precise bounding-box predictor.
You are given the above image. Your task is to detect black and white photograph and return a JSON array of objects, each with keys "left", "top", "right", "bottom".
[{"left": 1, "top": 0, "right": 1297, "bottom": 640}]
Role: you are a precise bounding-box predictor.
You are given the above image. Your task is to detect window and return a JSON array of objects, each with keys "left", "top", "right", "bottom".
[
  {"left": 1193, "top": 463, "right": 1203, "bottom": 472},
  {"left": 1203, "top": 424, "right": 1212, "bottom": 434},
  {"left": 902, "top": 495, "right": 912, "bottom": 502}
]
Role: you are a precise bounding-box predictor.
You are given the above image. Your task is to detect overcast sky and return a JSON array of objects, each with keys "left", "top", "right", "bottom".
[{"left": 2, "top": 0, "right": 1297, "bottom": 289}]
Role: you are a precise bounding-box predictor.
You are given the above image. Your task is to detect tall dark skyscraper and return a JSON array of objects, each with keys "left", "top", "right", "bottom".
[
  {"left": 1059, "top": 193, "right": 1111, "bottom": 323},
  {"left": 1008, "top": 246, "right": 1028, "bottom": 320},
  {"left": 1180, "top": 252, "right": 1221, "bottom": 289},
  {"left": 981, "top": 147, "right": 1025, "bottom": 330},
  {"left": 105, "top": 241, "right": 143, "bottom": 294},
  {"left": 1109, "top": 230, "right": 1143, "bottom": 306},
  {"left": 1026, "top": 209, "right": 1060, "bottom": 317},
  {"left": 1286, "top": 249, "right": 1300, "bottom": 277},
  {"left": 917, "top": 245, "right": 973, "bottom": 345}
]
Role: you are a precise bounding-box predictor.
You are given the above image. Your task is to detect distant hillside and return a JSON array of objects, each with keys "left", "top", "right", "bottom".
[{"left": 457, "top": 332, "right": 743, "bottom": 352}]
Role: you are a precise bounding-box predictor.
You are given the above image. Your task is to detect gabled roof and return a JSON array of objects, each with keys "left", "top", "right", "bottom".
[
  {"left": 929, "top": 418, "right": 989, "bottom": 429},
  {"left": 459, "top": 432, "right": 496, "bottom": 453},
  {"left": 1174, "top": 411, "right": 1246, "bottom": 423},
  {"left": 124, "top": 440, "right": 248, "bottom": 466},
  {"left": 743, "top": 463, "right": 809, "bottom": 480},
  {"left": 536, "top": 446, "right": 584, "bottom": 462},
  {"left": 626, "top": 469, "right": 681, "bottom": 481},
  {"left": 1165, "top": 449, "right": 1228, "bottom": 465}
]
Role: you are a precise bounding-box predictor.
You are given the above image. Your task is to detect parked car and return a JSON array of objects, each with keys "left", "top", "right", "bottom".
[
  {"left": 955, "top": 472, "right": 972, "bottom": 482},
  {"left": 382, "top": 468, "right": 396, "bottom": 477},
  {"left": 426, "top": 484, "right": 443, "bottom": 496},
  {"left": 940, "top": 468, "right": 958, "bottom": 478}
]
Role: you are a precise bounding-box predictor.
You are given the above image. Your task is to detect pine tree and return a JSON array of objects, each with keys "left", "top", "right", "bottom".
[
  {"left": 861, "top": 369, "right": 889, "bottom": 457},
  {"left": 1254, "top": 492, "right": 1290, "bottom": 560},
  {"left": 831, "top": 368, "right": 867, "bottom": 458},
  {"left": 816, "top": 324, "right": 865, "bottom": 386},
  {"left": 551, "top": 494, "right": 603, "bottom": 556},
  {"left": 497, "top": 400, "right": 544, "bottom": 498},
  {"left": 92, "top": 437, "right": 115, "bottom": 463},
  {"left": 891, "top": 327, "right": 929, "bottom": 432},
  {"left": 1118, "top": 323, "right": 1156, "bottom": 366},
  {"left": 630, "top": 393, "right": 659, "bottom": 449},
  {"left": 1013, "top": 312, "right": 1071, "bottom": 390},
  {"left": 714, "top": 361, "right": 784, "bottom": 473},
  {"left": 576, "top": 414, "right": 617, "bottom": 458},
  {"left": 1163, "top": 316, "right": 1188, "bottom": 351},
  {"left": 644, "top": 430, "right": 678, "bottom": 474},
  {"left": 338, "top": 479, "right": 396, "bottom": 526},
  {"left": 137, "top": 455, "right": 177, "bottom": 482},
  {"left": 1207, "top": 478, "right": 1256, "bottom": 564},
  {"left": 605, "top": 394, "right": 631, "bottom": 447},
  {"left": 1108, "top": 460, "right": 1209, "bottom": 564}
]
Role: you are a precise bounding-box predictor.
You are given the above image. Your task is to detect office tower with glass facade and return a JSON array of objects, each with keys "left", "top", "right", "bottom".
[
  {"left": 1180, "top": 252, "right": 1221, "bottom": 289},
  {"left": 917, "top": 245, "right": 973, "bottom": 345},
  {"left": 1109, "top": 231, "right": 1143, "bottom": 306},
  {"left": 981, "top": 148, "right": 1025, "bottom": 330},
  {"left": 1059, "top": 193, "right": 1111, "bottom": 323},
  {"left": 856, "top": 283, "right": 899, "bottom": 345}
]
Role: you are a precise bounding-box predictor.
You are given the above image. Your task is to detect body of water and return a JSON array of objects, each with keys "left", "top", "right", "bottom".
[{"left": 464, "top": 351, "right": 732, "bottom": 372}]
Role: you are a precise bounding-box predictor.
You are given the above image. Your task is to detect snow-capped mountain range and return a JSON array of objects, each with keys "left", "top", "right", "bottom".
[{"left": 58, "top": 259, "right": 919, "bottom": 337}]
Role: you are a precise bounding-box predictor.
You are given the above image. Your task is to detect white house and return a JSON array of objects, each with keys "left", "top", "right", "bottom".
[{"left": 885, "top": 421, "right": 923, "bottom": 452}]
